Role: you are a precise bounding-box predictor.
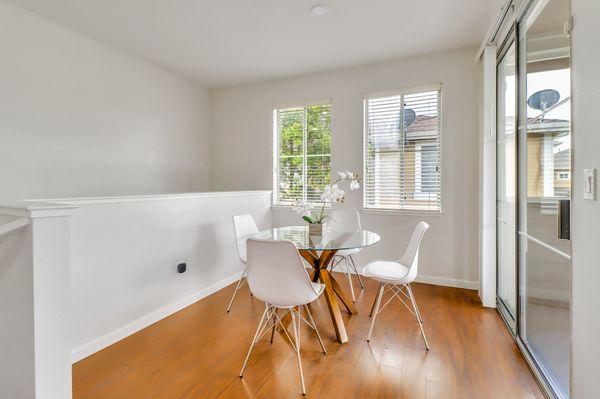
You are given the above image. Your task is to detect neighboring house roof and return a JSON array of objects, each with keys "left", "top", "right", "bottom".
[
  {"left": 370, "top": 115, "right": 439, "bottom": 148},
  {"left": 528, "top": 117, "right": 570, "bottom": 134},
  {"left": 407, "top": 115, "right": 437, "bottom": 133},
  {"left": 502, "top": 116, "right": 570, "bottom": 135},
  {"left": 407, "top": 115, "right": 438, "bottom": 140}
]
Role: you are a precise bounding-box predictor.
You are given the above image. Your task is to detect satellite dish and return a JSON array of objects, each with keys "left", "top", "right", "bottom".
[
  {"left": 528, "top": 89, "right": 560, "bottom": 112},
  {"left": 403, "top": 108, "right": 416, "bottom": 128}
]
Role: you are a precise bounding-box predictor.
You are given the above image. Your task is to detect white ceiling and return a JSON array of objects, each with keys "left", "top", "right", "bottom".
[{"left": 8, "top": 0, "right": 504, "bottom": 88}]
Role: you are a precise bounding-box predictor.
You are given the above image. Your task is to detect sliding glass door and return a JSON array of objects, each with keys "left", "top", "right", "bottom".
[
  {"left": 496, "top": 37, "right": 517, "bottom": 329},
  {"left": 496, "top": 1, "right": 571, "bottom": 397},
  {"left": 518, "top": 0, "right": 571, "bottom": 397}
]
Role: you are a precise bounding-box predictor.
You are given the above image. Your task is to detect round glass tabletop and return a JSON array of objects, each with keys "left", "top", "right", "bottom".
[{"left": 249, "top": 225, "right": 381, "bottom": 251}]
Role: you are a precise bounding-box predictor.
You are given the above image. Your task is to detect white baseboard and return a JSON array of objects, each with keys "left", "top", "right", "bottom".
[
  {"left": 333, "top": 264, "right": 477, "bottom": 291},
  {"left": 71, "top": 271, "right": 243, "bottom": 363},
  {"left": 414, "top": 274, "right": 478, "bottom": 290}
]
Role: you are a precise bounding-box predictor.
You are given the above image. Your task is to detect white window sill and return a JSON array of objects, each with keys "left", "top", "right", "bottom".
[
  {"left": 361, "top": 207, "right": 443, "bottom": 216},
  {"left": 273, "top": 205, "right": 442, "bottom": 217},
  {"left": 271, "top": 204, "right": 332, "bottom": 211},
  {"left": 271, "top": 205, "right": 295, "bottom": 211}
]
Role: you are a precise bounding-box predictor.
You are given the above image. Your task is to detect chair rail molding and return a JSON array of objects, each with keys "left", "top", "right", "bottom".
[{"left": 0, "top": 217, "right": 29, "bottom": 238}]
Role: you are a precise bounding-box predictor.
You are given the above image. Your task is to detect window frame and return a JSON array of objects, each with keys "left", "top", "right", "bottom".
[
  {"left": 272, "top": 99, "right": 332, "bottom": 208},
  {"left": 362, "top": 84, "right": 443, "bottom": 214}
]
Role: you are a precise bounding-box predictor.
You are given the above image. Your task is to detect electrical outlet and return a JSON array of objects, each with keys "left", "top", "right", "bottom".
[{"left": 177, "top": 263, "right": 187, "bottom": 273}]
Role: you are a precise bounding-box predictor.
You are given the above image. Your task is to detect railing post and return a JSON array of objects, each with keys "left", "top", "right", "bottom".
[{"left": 0, "top": 201, "right": 76, "bottom": 399}]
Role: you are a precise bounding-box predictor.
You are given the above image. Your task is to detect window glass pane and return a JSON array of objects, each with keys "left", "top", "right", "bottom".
[
  {"left": 364, "top": 88, "right": 441, "bottom": 211},
  {"left": 518, "top": 1, "right": 572, "bottom": 396},
  {"left": 278, "top": 108, "right": 304, "bottom": 157},
  {"left": 307, "top": 155, "right": 330, "bottom": 203},
  {"left": 307, "top": 105, "right": 331, "bottom": 155},
  {"left": 420, "top": 145, "right": 437, "bottom": 193},
  {"left": 277, "top": 156, "right": 303, "bottom": 203},
  {"left": 274, "top": 103, "right": 331, "bottom": 206}
]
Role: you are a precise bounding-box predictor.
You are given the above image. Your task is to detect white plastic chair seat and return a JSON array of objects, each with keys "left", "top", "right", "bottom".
[
  {"left": 363, "top": 222, "right": 430, "bottom": 349},
  {"left": 335, "top": 247, "right": 360, "bottom": 257},
  {"left": 227, "top": 214, "right": 259, "bottom": 313},
  {"left": 241, "top": 238, "right": 328, "bottom": 395},
  {"left": 327, "top": 210, "right": 365, "bottom": 302},
  {"left": 238, "top": 244, "right": 247, "bottom": 264},
  {"left": 266, "top": 282, "right": 325, "bottom": 308},
  {"left": 362, "top": 260, "right": 410, "bottom": 284}
]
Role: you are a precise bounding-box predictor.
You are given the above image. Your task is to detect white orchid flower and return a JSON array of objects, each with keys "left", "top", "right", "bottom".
[
  {"left": 291, "top": 198, "right": 308, "bottom": 215},
  {"left": 292, "top": 170, "right": 359, "bottom": 223}
]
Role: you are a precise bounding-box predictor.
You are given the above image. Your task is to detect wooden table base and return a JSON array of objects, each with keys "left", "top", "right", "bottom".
[{"left": 297, "top": 249, "right": 357, "bottom": 343}]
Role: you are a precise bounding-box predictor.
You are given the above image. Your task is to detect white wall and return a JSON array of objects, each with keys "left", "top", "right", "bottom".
[
  {"left": 53, "top": 191, "right": 272, "bottom": 362},
  {"left": 210, "top": 47, "right": 481, "bottom": 287},
  {"left": 570, "top": 0, "right": 600, "bottom": 397},
  {"left": 0, "top": 0, "right": 210, "bottom": 200}
]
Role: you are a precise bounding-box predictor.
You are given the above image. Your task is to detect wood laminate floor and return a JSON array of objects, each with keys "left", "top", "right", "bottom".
[{"left": 73, "top": 276, "right": 544, "bottom": 398}]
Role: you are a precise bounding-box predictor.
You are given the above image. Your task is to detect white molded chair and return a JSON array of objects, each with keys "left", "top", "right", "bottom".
[
  {"left": 328, "top": 210, "right": 365, "bottom": 302},
  {"left": 227, "top": 214, "right": 259, "bottom": 313},
  {"left": 240, "top": 238, "right": 327, "bottom": 395},
  {"left": 362, "top": 221, "right": 430, "bottom": 350}
]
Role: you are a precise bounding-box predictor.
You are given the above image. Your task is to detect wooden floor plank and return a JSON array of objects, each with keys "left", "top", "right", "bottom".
[{"left": 73, "top": 274, "right": 544, "bottom": 398}]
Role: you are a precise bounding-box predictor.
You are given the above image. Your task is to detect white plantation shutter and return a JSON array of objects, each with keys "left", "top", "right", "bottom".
[
  {"left": 274, "top": 102, "right": 331, "bottom": 205},
  {"left": 364, "top": 86, "right": 441, "bottom": 211}
]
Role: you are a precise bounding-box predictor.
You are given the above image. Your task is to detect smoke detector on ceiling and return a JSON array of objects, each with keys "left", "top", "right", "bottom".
[{"left": 310, "top": 4, "right": 330, "bottom": 17}]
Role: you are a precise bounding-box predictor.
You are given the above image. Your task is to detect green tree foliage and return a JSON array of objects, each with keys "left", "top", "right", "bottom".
[{"left": 277, "top": 104, "right": 331, "bottom": 203}]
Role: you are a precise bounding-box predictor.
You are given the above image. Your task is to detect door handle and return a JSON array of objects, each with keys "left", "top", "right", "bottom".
[{"left": 558, "top": 199, "right": 570, "bottom": 240}]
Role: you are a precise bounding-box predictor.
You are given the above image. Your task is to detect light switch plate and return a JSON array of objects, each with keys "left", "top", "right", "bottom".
[{"left": 584, "top": 169, "right": 596, "bottom": 200}]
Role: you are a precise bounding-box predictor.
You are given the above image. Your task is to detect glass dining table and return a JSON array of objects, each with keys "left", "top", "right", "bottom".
[{"left": 249, "top": 225, "right": 381, "bottom": 343}]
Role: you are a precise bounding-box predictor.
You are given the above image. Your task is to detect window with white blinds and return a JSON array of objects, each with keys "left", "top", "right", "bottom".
[
  {"left": 273, "top": 102, "right": 331, "bottom": 206},
  {"left": 364, "top": 85, "right": 441, "bottom": 212}
]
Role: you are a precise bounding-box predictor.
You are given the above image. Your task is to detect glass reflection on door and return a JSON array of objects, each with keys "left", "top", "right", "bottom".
[
  {"left": 518, "top": 0, "right": 571, "bottom": 397},
  {"left": 496, "top": 40, "right": 517, "bottom": 326}
]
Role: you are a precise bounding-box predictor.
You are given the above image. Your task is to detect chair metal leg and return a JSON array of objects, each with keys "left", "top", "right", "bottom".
[
  {"left": 406, "top": 284, "right": 424, "bottom": 323},
  {"left": 349, "top": 256, "right": 365, "bottom": 290},
  {"left": 227, "top": 268, "right": 247, "bottom": 313},
  {"left": 367, "top": 283, "right": 385, "bottom": 342},
  {"left": 304, "top": 305, "right": 326, "bottom": 354},
  {"left": 240, "top": 306, "right": 269, "bottom": 377},
  {"left": 291, "top": 312, "right": 306, "bottom": 395},
  {"left": 270, "top": 308, "right": 278, "bottom": 343},
  {"left": 329, "top": 256, "right": 341, "bottom": 272},
  {"left": 344, "top": 257, "right": 356, "bottom": 302},
  {"left": 369, "top": 283, "right": 382, "bottom": 317},
  {"left": 406, "top": 284, "right": 429, "bottom": 350}
]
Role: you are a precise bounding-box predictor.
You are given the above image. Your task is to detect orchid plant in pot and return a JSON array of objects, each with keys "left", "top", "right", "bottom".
[{"left": 290, "top": 171, "right": 361, "bottom": 235}]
